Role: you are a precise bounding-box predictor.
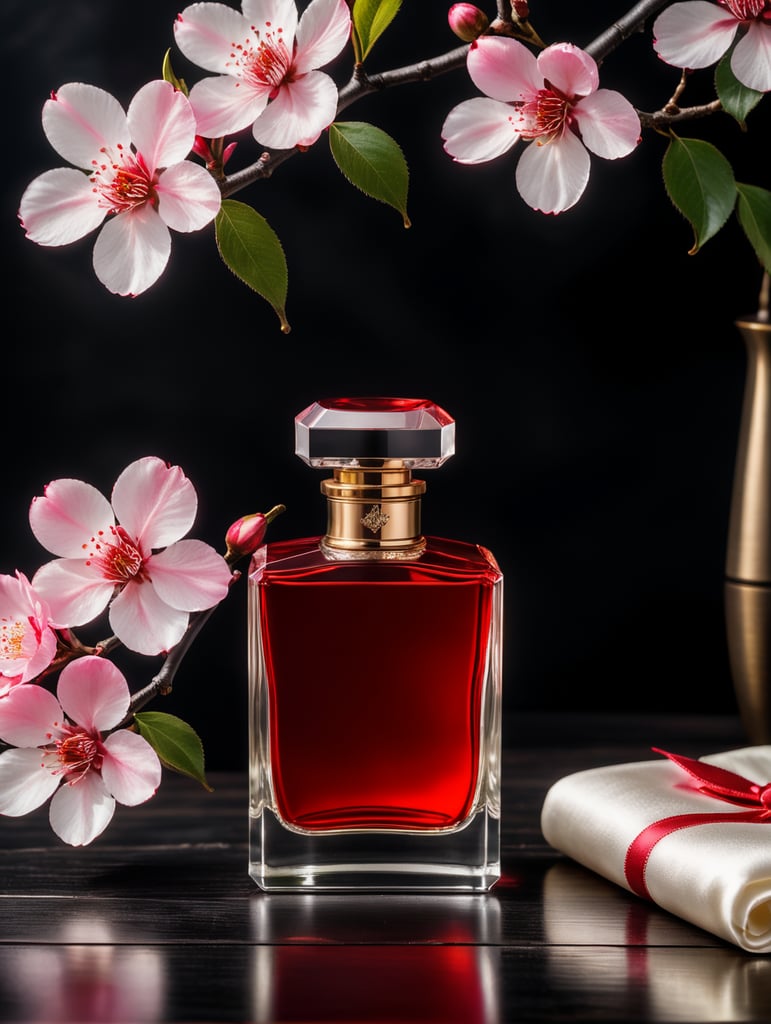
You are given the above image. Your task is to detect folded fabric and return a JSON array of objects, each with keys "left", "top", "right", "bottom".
[{"left": 540, "top": 745, "right": 771, "bottom": 953}]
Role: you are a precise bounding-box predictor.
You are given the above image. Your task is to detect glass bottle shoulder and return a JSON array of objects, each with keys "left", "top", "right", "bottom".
[{"left": 250, "top": 535, "right": 502, "bottom": 585}]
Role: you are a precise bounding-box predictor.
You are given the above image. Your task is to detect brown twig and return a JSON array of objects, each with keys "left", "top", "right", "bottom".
[
  {"left": 638, "top": 98, "right": 723, "bottom": 131},
  {"left": 584, "top": 0, "right": 673, "bottom": 62}
]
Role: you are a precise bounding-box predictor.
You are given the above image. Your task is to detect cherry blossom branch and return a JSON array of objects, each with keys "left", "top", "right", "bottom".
[
  {"left": 638, "top": 99, "right": 722, "bottom": 130},
  {"left": 339, "top": 46, "right": 470, "bottom": 108},
  {"left": 584, "top": 0, "right": 672, "bottom": 63},
  {"left": 34, "top": 628, "right": 106, "bottom": 682},
  {"left": 121, "top": 595, "right": 233, "bottom": 722},
  {"left": 34, "top": 596, "right": 236, "bottom": 731},
  {"left": 635, "top": 67, "right": 724, "bottom": 131},
  {"left": 220, "top": 0, "right": 723, "bottom": 201},
  {"left": 117, "top": 503, "right": 286, "bottom": 727},
  {"left": 221, "top": 44, "right": 469, "bottom": 197}
]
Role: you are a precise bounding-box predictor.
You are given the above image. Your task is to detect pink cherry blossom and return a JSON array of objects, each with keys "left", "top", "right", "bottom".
[
  {"left": 0, "top": 572, "right": 58, "bottom": 697},
  {"left": 441, "top": 38, "right": 641, "bottom": 214},
  {"left": 653, "top": 0, "right": 771, "bottom": 92},
  {"left": 29, "top": 457, "right": 232, "bottom": 656},
  {"left": 174, "top": 0, "right": 352, "bottom": 149},
  {"left": 0, "top": 657, "right": 161, "bottom": 846},
  {"left": 18, "top": 80, "right": 222, "bottom": 296}
]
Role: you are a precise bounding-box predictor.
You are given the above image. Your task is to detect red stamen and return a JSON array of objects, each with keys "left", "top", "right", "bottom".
[
  {"left": 84, "top": 525, "right": 147, "bottom": 584},
  {"left": 721, "top": 0, "right": 766, "bottom": 17},
  {"left": 43, "top": 726, "right": 103, "bottom": 782},
  {"left": 517, "top": 88, "right": 570, "bottom": 143}
]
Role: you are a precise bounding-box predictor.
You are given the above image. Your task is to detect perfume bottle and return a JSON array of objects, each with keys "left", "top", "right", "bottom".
[{"left": 248, "top": 398, "right": 503, "bottom": 891}]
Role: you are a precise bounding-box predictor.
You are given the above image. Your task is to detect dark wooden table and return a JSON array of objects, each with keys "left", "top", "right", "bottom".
[{"left": 2, "top": 711, "right": 768, "bottom": 1023}]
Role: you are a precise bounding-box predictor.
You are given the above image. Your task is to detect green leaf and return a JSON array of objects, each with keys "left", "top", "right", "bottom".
[
  {"left": 715, "top": 55, "right": 762, "bottom": 125},
  {"left": 329, "top": 121, "right": 410, "bottom": 227},
  {"left": 352, "top": 0, "right": 402, "bottom": 63},
  {"left": 134, "top": 712, "right": 212, "bottom": 791},
  {"left": 162, "top": 49, "right": 188, "bottom": 96},
  {"left": 736, "top": 183, "right": 771, "bottom": 274},
  {"left": 215, "top": 199, "right": 290, "bottom": 333},
  {"left": 662, "top": 135, "right": 737, "bottom": 253}
]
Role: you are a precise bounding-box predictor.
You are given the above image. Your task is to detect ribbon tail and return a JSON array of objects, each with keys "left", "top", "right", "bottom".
[
  {"left": 624, "top": 810, "right": 767, "bottom": 900},
  {"left": 652, "top": 747, "right": 764, "bottom": 803}
]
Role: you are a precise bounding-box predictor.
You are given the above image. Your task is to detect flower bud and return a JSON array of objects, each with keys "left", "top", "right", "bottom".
[
  {"left": 192, "top": 136, "right": 238, "bottom": 171},
  {"left": 448, "top": 3, "right": 489, "bottom": 42},
  {"left": 512, "top": 0, "right": 530, "bottom": 19},
  {"left": 221, "top": 141, "right": 238, "bottom": 167},
  {"left": 225, "top": 504, "right": 285, "bottom": 561}
]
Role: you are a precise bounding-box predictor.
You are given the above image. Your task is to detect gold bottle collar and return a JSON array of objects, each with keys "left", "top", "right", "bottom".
[{"left": 320, "top": 461, "right": 426, "bottom": 558}]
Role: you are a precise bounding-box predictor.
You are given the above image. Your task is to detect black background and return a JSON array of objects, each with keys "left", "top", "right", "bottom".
[{"left": 4, "top": 1, "right": 769, "bottom": 768}]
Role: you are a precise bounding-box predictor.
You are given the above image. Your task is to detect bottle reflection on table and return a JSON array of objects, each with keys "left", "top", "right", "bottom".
[{"left": 250, "top": 894, "right": 502, "bottom": 1023}]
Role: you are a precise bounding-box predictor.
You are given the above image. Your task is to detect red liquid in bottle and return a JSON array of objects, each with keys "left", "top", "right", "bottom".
[{"left": 255, "top": 536, "right": 500, "bottom": 832}]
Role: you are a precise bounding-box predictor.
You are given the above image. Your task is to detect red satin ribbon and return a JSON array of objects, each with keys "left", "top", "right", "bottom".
[{"left": 623, "top": 747, "right": 771, "bottom": 900}]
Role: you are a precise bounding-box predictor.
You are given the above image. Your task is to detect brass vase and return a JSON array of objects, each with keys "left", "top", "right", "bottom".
[{"left": 725, "top": 286, "right": 771, "bottom": 744}]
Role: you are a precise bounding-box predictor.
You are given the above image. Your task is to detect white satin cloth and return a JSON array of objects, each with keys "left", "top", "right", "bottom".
[{"left": 540, "top": 745, "right": 771, "bottom": 953}]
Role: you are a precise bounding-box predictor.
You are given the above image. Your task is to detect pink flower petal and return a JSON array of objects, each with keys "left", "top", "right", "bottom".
[
  {"left": 49, "top": 770, "right": 115, "bottom": 846},
  {"left": 294, "top": 0, "right": 351, "bottom": 75},
  {"left": 156, "top": 162, "right": 222, "bottom": 233},
  {"left": 6, "top": 571, "right": 39, "bottom": 613},
  {"left": 57, "top": 657, "right": 130, "bottom": 734},
  {"left": 732, "top": 21, "right": 771, "bottom": 92},
  {"left": 243, "top": 0, "right": 299, "bottom": 41},
  {"left": 467, "top": 36, "right": 540, "bottom": 102},
  {"left": 537, "top": 43, "right": 599, "bottom": 99},
  {"left": 189, "top": 73, "right": 269, "bottom": 140},
  {"left": 92, "top": 203, "right": 171, "bottom": 296},
  {"left": 18, "top": 168, "right": 106, "bottom": 246},
  {"left": 18, "top": 627, "right": 58, "bottom": 684},
  {"left": 146, "top": 539, "right": 231, "bottom": 611},
  {"left": 109, "top": 582, "right": 189, "bottom": 656},
  {"left": 175, "top": 2, "right": 255, "bottom": 74},
  {"left": 127, "top": 80, "right": 198, "bottom": 172},
  {"left": 32, "top": 559, "right": 113, "bottom": 628},
  {"left": 102, "top": 731, "right": 162, "bottom": 806},
  {"left": 442, "top": 97, "right": 520, "bottom": 163},
  {"left": 0, "top": 677, "right": 23, "bottom": 699},
  {"left": 653, "top": 1, "right": 739, "bottom": 70},
  {"left": 29, "top": 477, "right": 114, "bottom": 558},
  {"left": 112, "top": 457, "right": 198, "bottom": 550},
  {"left": 251, "top": 70, "right": 338, "bottom": 148},
  {"left": 0, "top": 748, "right": 61, "bottom": 816},
  {"left": 572, "top": 89, "right": 641, "bottom": 159},
  {"left": 42, "top": 83, "right": 129, "bottom": 169},
  {"left": 0, "top": 684, "right": 63, "bottom": 748},
  {"left": 515, "top": 130, "right": 591, "bottom": 213}
]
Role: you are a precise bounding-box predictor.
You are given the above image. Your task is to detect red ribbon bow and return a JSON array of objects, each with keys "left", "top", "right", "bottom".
[{"left": 624, "top": 747, "right": 771, "bottom": 900}]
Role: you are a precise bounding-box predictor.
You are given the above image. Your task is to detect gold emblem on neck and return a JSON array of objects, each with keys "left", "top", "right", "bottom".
[{"left": 361, "top": 505, "right": 390, "bottom": 534}]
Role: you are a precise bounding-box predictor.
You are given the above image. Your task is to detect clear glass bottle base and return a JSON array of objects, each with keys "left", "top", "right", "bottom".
[{"left": 249, "top": 807, "right": 501, "bottom": 892}]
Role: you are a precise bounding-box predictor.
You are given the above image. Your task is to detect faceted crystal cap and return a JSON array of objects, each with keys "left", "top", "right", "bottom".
[{"left": 295, "top": 398, "right": 455, "bottom": 468}]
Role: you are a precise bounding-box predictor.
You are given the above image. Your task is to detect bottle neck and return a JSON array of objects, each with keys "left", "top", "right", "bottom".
[{"left": 319, "top": 461, "right": 426, "bottom": 560}]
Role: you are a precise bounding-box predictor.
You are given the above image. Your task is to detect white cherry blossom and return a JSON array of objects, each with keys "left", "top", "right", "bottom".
[
  {"left": 174, "top": 0, "right": 351, "bottom": 149},
  {"left": 19, "top": 80, "right": 222, "bottom": 296},
  {"left": 0, "top": 658, "right": 161, "bottom": 846},
  {"left": 442, "top": 38, "right": 641, "bottom": 214},
  {"left": 29, "top": 457, "right": 232, "bottom": 656}
]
